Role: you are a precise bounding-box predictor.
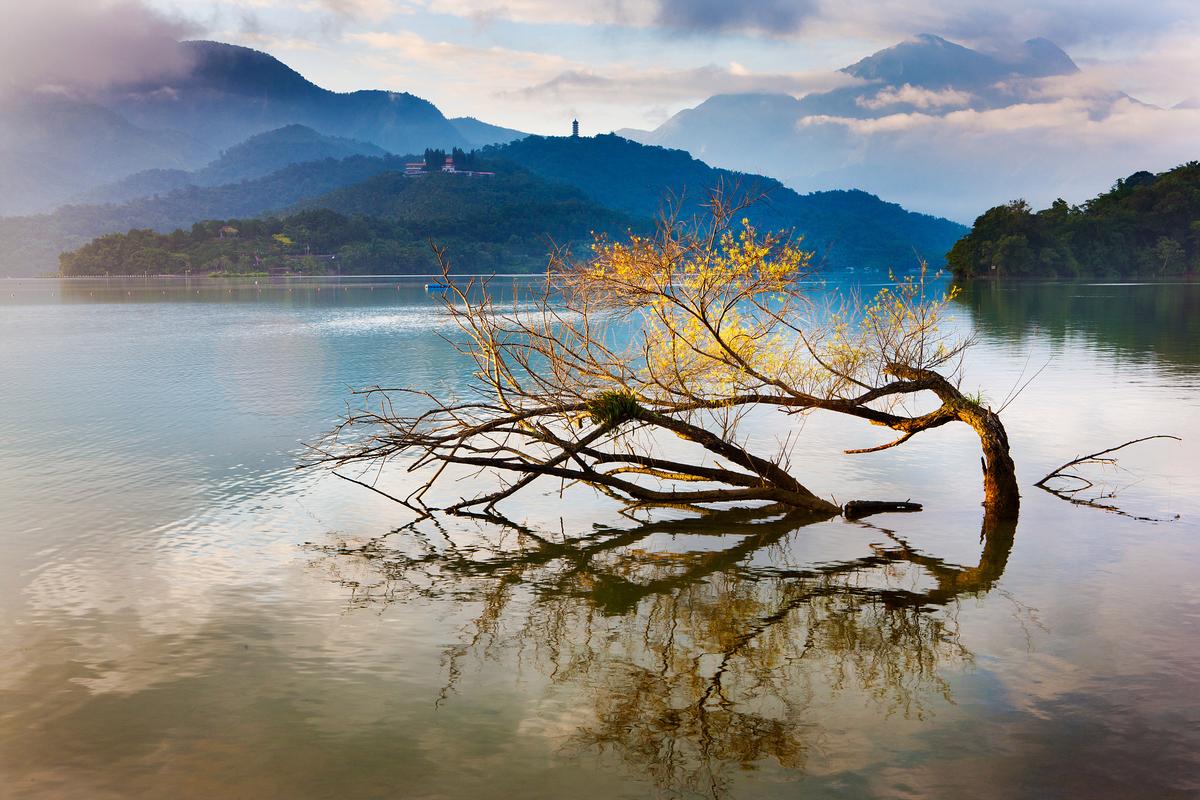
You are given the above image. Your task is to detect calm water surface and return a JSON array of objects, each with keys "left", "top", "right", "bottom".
[{"left": 1, "top": 276, "right": 1197, "bottom": 799}]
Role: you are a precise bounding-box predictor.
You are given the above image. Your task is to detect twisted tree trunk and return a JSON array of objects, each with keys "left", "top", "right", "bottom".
[
  {"left": 958, "top": 403, "right": 1020, "bottom": 519},
  {"left": 884, "top": 365, "right": 1020, "bottom": 519}
]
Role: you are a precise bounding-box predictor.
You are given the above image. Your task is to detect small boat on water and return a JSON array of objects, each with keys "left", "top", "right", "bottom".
[{"left": 424, "top": 282, "right": 452, "bottom": 291}]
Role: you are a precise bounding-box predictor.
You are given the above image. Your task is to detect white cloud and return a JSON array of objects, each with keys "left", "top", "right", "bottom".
[
  {"left": 857, "top": 84, "right": 974, "bottom": 110},
  {"left": 0, "top": 0, "right": 197, "bottom": 98},
  {"left": 303, "top": 0, "right": 400, "bottom": 19},
  {"left": 343, "top": 28, "right": 857, "bottom": 128},
  {"left": 412, "top": 0, "right": 645, "bottom": 27},
  {"left": 509, "top": 65, "right": 857, "bottom": 106},
  {"left": 345, "top": 29, "right": 569, "bottom": 82},
  {"left": 341, "top": 29, "right": 576, "bottom": 127},
  {"left": 391, "top": 0, "right": 1200, "bottom": 48},
  {"left": 790, "top": 97, "right": 1200, "bottom": 219},
  {"left": 1075, "top": 29, "right": 1200, "bottom": 108}
]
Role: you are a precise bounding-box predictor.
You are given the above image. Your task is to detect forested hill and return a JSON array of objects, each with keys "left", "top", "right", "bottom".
[
  {"left": 948, "top": 162, "right": 1200, "bottom": 279},
  {"left": 75, "top": 125, "right": 388, "bottom": 206},
  {"left": 58, "top": 169, "right": 639, "bottom": 276},
  {"left": 489, "top": 134, "right": 967, "bottom": 270},
  {"left": 293, "top": 169, "right": 635, "bottom": 242},
  {"left": 0, "top": 155, "right": 409, "bottom": 276}
]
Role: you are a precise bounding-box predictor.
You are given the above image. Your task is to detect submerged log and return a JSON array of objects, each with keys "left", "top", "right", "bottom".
[{"left": 843, "top": 500, "right": 923, "bottom": 519}]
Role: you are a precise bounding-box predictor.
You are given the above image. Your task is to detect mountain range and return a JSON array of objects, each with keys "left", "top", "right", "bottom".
[
  {"left": 0, "top": 35, "right": 1047, "bottom": 277},
  {"left": 74, "top": 124, "right": 389, "bottom": 206},
  {"left": 4, "top": 31, "right": 1195, "bottom": 229},
  {"left": 2, "top": 131, "right": 965, "bottom": 277},
  {"left": 617, "top": 34, "right": 1195, "bottom": 220},
  {"left": 0, "top": 40, "right": 527, "bottom": 216}
]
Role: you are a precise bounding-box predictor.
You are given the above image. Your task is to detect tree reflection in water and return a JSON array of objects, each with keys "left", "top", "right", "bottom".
[{"left": 313, "top": 506, "right": 1018, "bottom": 798}]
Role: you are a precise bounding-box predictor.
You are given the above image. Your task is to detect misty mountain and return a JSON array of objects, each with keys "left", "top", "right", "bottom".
[
  {"left": 790, "top": 34, "right": 1081, "bottom": 119},
  {"left": 490, "top": 134, "right": 966, "bottom": 270},
  {"left": 0, "top": 93, "right": 209, "bottom": 216},
  {"left": 60, "top": 168, "right": 639, "bottom": 276},
  {"left": 102, "top": 41, "right": 464, "bottom": 156},
  {"left": 1, "top": 132, "right": 965, "bottom": 277},
  {"left": 617, "top": 34, "right": 1182, "bottom": 221},
  {"left": 450, "top": 117, "right": 528, "bottom": 148},
  {"left": 843, "top": 34, "right": 1076, "bottom": 90},
  {"left": 0, "top": 40, "right": 520, "bottom": 215},
  {"left": 624, "top": 34, "right": 1081, "bottom": 142},
  {"left": 76, "top": 125, "right": 388, "bottom": 205},
  {"left": 0, "top": 155, "right": 411, "bottom": 276}
]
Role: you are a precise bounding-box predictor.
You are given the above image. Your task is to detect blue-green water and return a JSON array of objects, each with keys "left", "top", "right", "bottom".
[{"left": 1, "top": 276, "right": 1197, "bottom": 799}]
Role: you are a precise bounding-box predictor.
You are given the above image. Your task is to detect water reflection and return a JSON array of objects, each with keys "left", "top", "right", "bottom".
[
  {"left": 314, "top": 506, "right": 1017, "bottom": 797},
  {"left": 956, "top": 280, "right": 1200, "bottom": 371}
]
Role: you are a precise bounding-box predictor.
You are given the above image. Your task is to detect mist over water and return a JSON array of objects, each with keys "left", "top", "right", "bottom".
[{"left": 1, "top": 275, "right": 1197, "bottom": 799}]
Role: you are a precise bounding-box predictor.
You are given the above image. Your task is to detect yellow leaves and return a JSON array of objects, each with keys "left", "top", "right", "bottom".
[
  {"left": 574, "top": 218, "right": 812, "bottom": 311},
  {"left": 552, "top": 213, "right": 962, "bottom": 406}
]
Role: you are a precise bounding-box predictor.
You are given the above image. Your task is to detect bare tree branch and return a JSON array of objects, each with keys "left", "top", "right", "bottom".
[{"left": 1035, "top": 435, "right": 1182, "bottom": 488}]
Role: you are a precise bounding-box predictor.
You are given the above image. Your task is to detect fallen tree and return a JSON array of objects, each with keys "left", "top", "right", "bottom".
[{"left": 310, "top": 194, "right": 1020, "bottom": 520}]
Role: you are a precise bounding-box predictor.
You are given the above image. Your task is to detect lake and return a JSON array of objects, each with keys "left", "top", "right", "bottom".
[{"left": 1, "top": 275, "right": 1197, "bottom": 799}]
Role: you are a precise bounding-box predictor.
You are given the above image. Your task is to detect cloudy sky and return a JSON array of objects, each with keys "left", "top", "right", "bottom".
[{"left": 9, "top": 0, "right": 1194, "bottom": 134}]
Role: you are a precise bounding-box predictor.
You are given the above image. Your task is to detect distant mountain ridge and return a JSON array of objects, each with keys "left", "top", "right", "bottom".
[
  {"left": 76, "top": 125, "right": 389, "bottom": 205},
  {"left": 843, "top": 34, "right": 1077, "bottom": 87},
  {"left": 59, "top": 168, "right": 638, "bottom": 276},
  {"left": 0, "top": 40, "right": 525, "bottom": 215},
  {"left": 0, "top": 153, "right": 412, "bottom": 275},
  {"left": 616, "top": 33, "right": 1175, "bottom": 220},
  {"left": 0, "top": 94, "right": 209, "bottom": 216},
  {"left": 1, "top": 132, "right": 966, "bottom": 277},
  {"left": 107, "top": 41, "right": 465, "bottom": 156},
  {"left": 449, "top": 117, "right": 528, "bottom": 148},
  {"left": 489, "top": 134, "right": 965, "bottom": 271},
  {"left": 792, "top": 34, "right": 1081, "bottom": 119},
  {"left": 127, "top": 41, "right": 517, "bottom": 152},
  {"left": 623, "top": 33, "right": 1082, "bottom": 143}
]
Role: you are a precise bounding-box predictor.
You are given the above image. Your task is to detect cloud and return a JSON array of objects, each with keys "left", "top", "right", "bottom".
[
  {"left": 402, "top": 0, "right": 1200, "bottom": 49},
  {"left": 509, "top": 64, "right": 856, "bottom": 106},
  {"left": 343, "top": 29, "right": 572, "bottom": 122},
  {"left": 857, "top": 84, "right": 974, "bottom": 111},
  {"left": 790, "top": 96, "right": 1200, "bottom": 219},
  {"left": 306, "top": 0, "right": 397, "bottom": 17},
  {"left": 653, "top": 0, "right": 818, "bottom": 35},
  {"left": 803, "top": 97, "right": 1101, "bottom": 135},
  {"left": 300, "top": 0, "right": 403, "bottom": 24},
  {"left": 1074, "top": 29, "right": 1200, "bottom": 108},
  {"left": 0, "top": 0, "right": 198, "bottom": 98},
  {"left": 417, "top": 0, "right": 640, "bottom": 27},
  {"left": 755, "top": 0, "right": 1200, "bottom": 49},
  {"left": 346, "top": 29, "right": 568, "bottom": 75},
  {"left": 349, "top": 28, "right": 854, "bottom": 109}
]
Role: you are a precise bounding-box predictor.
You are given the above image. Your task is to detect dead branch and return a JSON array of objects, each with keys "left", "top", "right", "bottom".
[
  {"left": 1035, "top": 434, "right": 1182, "bottom": 488},
  {"left": 1035, "top": 434, "right": 1182, "bottom": 522}
]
